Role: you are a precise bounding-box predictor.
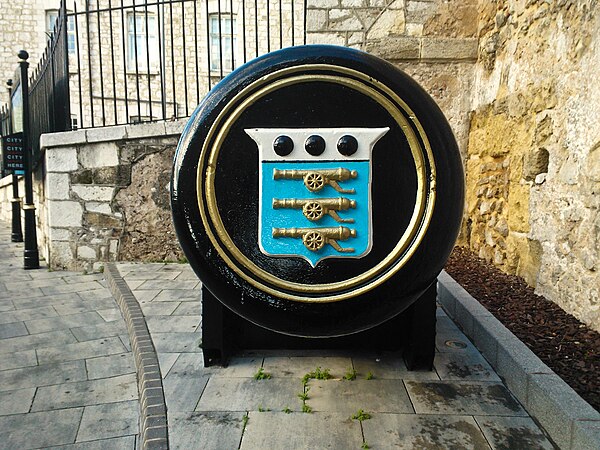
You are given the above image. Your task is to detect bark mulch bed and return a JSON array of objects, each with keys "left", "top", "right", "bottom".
[{"left": 445, "top": 246, "right": 600, "bottom": 412}]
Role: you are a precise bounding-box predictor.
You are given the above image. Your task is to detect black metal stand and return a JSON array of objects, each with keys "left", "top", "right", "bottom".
[
  {"left": 402, "top": 283, "right": 437, "bottom": 371},
  {"left": 18, "top": 50, "right": 39, "bottom": 270},
  {"left": 10, "top": 188, "right": 23, "bottom": 242},
  {"left": 201, "top": 282, "right": 437, "bottom": 370}
]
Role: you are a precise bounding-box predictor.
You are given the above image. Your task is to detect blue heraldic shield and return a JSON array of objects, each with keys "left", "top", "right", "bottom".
[{"left": 246, "top": 127, "right": 389, "bottom": 267}]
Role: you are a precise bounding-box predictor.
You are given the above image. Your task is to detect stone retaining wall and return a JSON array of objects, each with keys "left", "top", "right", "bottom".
[
  {"left": 39, "top": 121, "right": 186, "bottom": 271},
  {"left": 464, "top": 0, "right": 599, "bottom": 331}
]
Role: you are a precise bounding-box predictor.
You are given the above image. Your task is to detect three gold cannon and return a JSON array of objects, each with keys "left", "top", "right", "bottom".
[{"left": 271, "top": 167, "right": 359, "bottom": 253}]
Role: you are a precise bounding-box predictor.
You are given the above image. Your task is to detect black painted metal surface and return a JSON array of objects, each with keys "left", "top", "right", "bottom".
[{"left": 171, "top": 45, "right": 464, "bottom": 337}]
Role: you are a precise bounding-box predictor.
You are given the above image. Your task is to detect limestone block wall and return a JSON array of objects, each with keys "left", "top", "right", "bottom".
[
  {"left": 40, "top": 120, "right": 185, "bottom": 271},
  {"left": 306, "top": 0, "right": 479, "bottom": 153},
  {"left": 465, "top": 0, "right": 600, "bottom": 331}
]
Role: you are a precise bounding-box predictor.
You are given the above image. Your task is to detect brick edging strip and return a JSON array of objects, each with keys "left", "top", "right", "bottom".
[
  {"left": 105, "top": 263, "right": 169, "bottom": 450},
  {"left": 437, "top": 270, "right": 600, "bottom": 450}
]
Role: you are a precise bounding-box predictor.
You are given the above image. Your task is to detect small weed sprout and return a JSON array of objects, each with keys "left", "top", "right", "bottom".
[
  {"left": 351, "top": 409, "right": 372, "bottom": 422},
  {"left": 302, "top": 366, "right": 333, "bottom": 384},
  {"left": 297, "top": 386, "right": 310, "bottom": 402},
  {"left": 361, "top": 441, "right": 370, "bottom": 449},
  {"left": 242, "top": 412, "right": 249, "bottom": 428},
  {"left": 282, "top": 407, "right": 292, "bottom": 414},
  {"left": 365, "top": 371, "right": 374, "bottom": 380},
  {"left": 298, "top": 386, "right": 312, "bottom": 413},
  {"left": 343, "top": 367, "right": 357, "bottom": 381},
  {"left": 253, "top": 367, "right": 271, "bottom": 380}
]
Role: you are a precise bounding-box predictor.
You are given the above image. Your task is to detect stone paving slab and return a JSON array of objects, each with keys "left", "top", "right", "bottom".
[
  {"left": 40, "top": 280, "right": 106, "bottom": 295},
  {"left": 475, "top": 416, "right": 555, "bottom": 450},
  {"left": 0, "top": 360, "right": 88, "bottom": 391},
  {"left": 151, "top": 331, "right": 202, "bottom": 353},
  {"left": 434, "top": 351, "right": 501, "bottom": 382},
  {"left": 0, "top": 387, "right": 36, "bottom": 416},
  {"left": 0, "top": 321, "right": 28, "bottom": 339},
  {"left": 405, "top": 380, "right": 527, "bottom": 416},
  {"left": 31, "top": 373, "right": 138, "bottom": 411},
  {"left": 76, "top": 400, "right": 139, "bottom": 443},
  {"left": 145, "top": 315, "right": 201, "bottom": 333},
  {"left": 0, "top": 305, "right": 59, "bottom": 325},
  {"left": 169, "top": 412, "right": 244, "bottom": 450},
  {"left": 240, "top": 412, "right": 364, "bottom": 449},
  {"left": 0, "top": 329, "right": 78, "bottom": 354},
  {"left": 163, "top": 374, "right": 210, "bottom": 412},
  {"left": 157, "top": 353, "right": 180, "bottom": 376},
  {"left": 172, "top": 302, "right": 201, "bottom": 315},
  {"left": 24, "top": 310, "right": 107, "bottom": 334},
  {"left": 352, "top": 351, "right": 440, "bottom": 381},
  {"left": 309, "top": 379, "right": 415, "bottom": 414},
  {"left": 70, "top": 321, "right": 128, "bottom": 341},
  {"left": 0, "top": 349, "right": 37, "bottom": 371},
  {"left": 262, "top": 356, "right": 352, "bottom": 379},
  {"left": 37, "top": 336, "right": 127, "bottom": 364},
  {"left": 86, "top": 352, "right": 137, "bottom": 380},
  {"left": 0, "top": 299, "right": 15, "bottom": 312},
  {"left": 362, "top": 413, "right": 491, "bottom": 449},
  {"left": 197, "top": 378, "right": 302, "bottom": 412},
  {"left": 0, "top": 407, "right": 83, "bottom": 449},
  {"left": 48, "top": 435, "right": 137, "bottom": 449}
]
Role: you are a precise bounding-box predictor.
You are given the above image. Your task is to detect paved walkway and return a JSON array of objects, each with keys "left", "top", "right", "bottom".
[
  {"left": 0, "top": 226, "right": 139, "bottom": 449},
  {"left": 0, "top": 218, "right": 556, "bottom": 449}
]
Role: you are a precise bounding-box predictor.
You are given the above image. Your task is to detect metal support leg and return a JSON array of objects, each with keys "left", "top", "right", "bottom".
[
  {"left": 403, "top": 282, "right": 437, "bottom": 371},
  {"left": 201, "top": 286, "right": 231, "bottom": 367},
  {"left": 22, "top": 203, "right": 39, "bottom": 269}
]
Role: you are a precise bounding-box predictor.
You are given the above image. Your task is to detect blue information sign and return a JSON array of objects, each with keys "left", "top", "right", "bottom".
[{"left": 2, "top": 132, "right": 25, "bottom": 173}]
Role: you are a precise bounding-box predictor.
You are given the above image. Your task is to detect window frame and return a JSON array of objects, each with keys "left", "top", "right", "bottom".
[
  {"left": 209, "top": 13, "right": 237, "bottom": 74},
  {"left": 45, "top": 9, "right": 76, "bottom": 55},
  {"left": 125, "top": 11, "right": 159, "bottom": 74}
]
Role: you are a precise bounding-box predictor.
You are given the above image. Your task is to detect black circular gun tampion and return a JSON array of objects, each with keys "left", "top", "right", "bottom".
[{"left": 171, "top": 45, "right": 464, "bottom": 338}]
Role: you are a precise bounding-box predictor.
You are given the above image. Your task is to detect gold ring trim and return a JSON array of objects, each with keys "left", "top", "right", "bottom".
[{"left": 196, "top": 64, "right": 437, "bottom": 302}]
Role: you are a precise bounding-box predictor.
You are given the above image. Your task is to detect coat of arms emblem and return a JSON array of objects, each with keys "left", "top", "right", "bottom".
[{"left": 246, "top": 127, "right": 389, "bottom": 267}]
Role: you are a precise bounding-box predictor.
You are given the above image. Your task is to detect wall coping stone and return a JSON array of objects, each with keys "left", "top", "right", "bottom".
[
  {"left": 40, "top": 119, "right": 187, "bottom": 149},
  {"left": 438, "top": 270, "right": 600, "bottom": 450}
]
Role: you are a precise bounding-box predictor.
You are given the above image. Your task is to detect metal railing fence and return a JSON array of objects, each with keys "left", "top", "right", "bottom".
[
  {"left": 29, "top": 0, "right": 72, "bottom": 163},
  {"left": 69, "top": 0, "right": 307, "bottom": 129},
  {"left": 1, "top": 0, "right": 307, "bottom": 155}
]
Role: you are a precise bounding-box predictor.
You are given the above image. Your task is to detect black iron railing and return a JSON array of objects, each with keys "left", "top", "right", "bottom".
[
  {"left": 69, "top": 0, "right": 307, "bottom": 129},
  {"left": 0, "top": 0, "right": 307, "bottom": 152},
  {"left": 28, "top": 1, "right": 72, "bottom": 164}
]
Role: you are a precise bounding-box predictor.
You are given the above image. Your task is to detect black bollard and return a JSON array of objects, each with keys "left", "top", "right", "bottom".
[{"left": 18, "top": 50, "right": 39, "bottom": 270}]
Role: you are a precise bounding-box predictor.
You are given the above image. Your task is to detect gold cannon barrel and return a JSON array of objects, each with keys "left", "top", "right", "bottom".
[
  {"left": 273, "top": 168, "right": 358, "bottom": 181},
  {"left": 272, "top": 226, "right": 356, "bottom": 239},
  {"left": 273, "top": 168, "right": 358, "bottom": 193},
  {"left": 272, "top": 226, "right": 357, "bottom": 252},
  {"left": 272, "top": 198, "right": 356, "bottom": 210},
  {"left": 272, "top": 197, "right": 357, "bottom": 223}
]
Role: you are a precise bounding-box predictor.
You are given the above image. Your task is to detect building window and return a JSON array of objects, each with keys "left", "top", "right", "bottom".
[
  {"left": 126, "top": 12, "right": 159, "bottom": 72},
  {"left": 45, "top": 10, "right": 76, "bottom": 54},
  {"left": 209, "top": 14, "right": 236, "bottom": 73}
]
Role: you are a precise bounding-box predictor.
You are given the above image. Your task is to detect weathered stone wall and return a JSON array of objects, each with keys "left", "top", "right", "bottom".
[
  {"left": 465, "top": 0, "right": 600, "bottom": 331},
  {"left": 40, "top": 121, "right": 185, "bottom": 271},
  {"left": 306, "top": 0, "right": 479, "bottom": 153}
]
